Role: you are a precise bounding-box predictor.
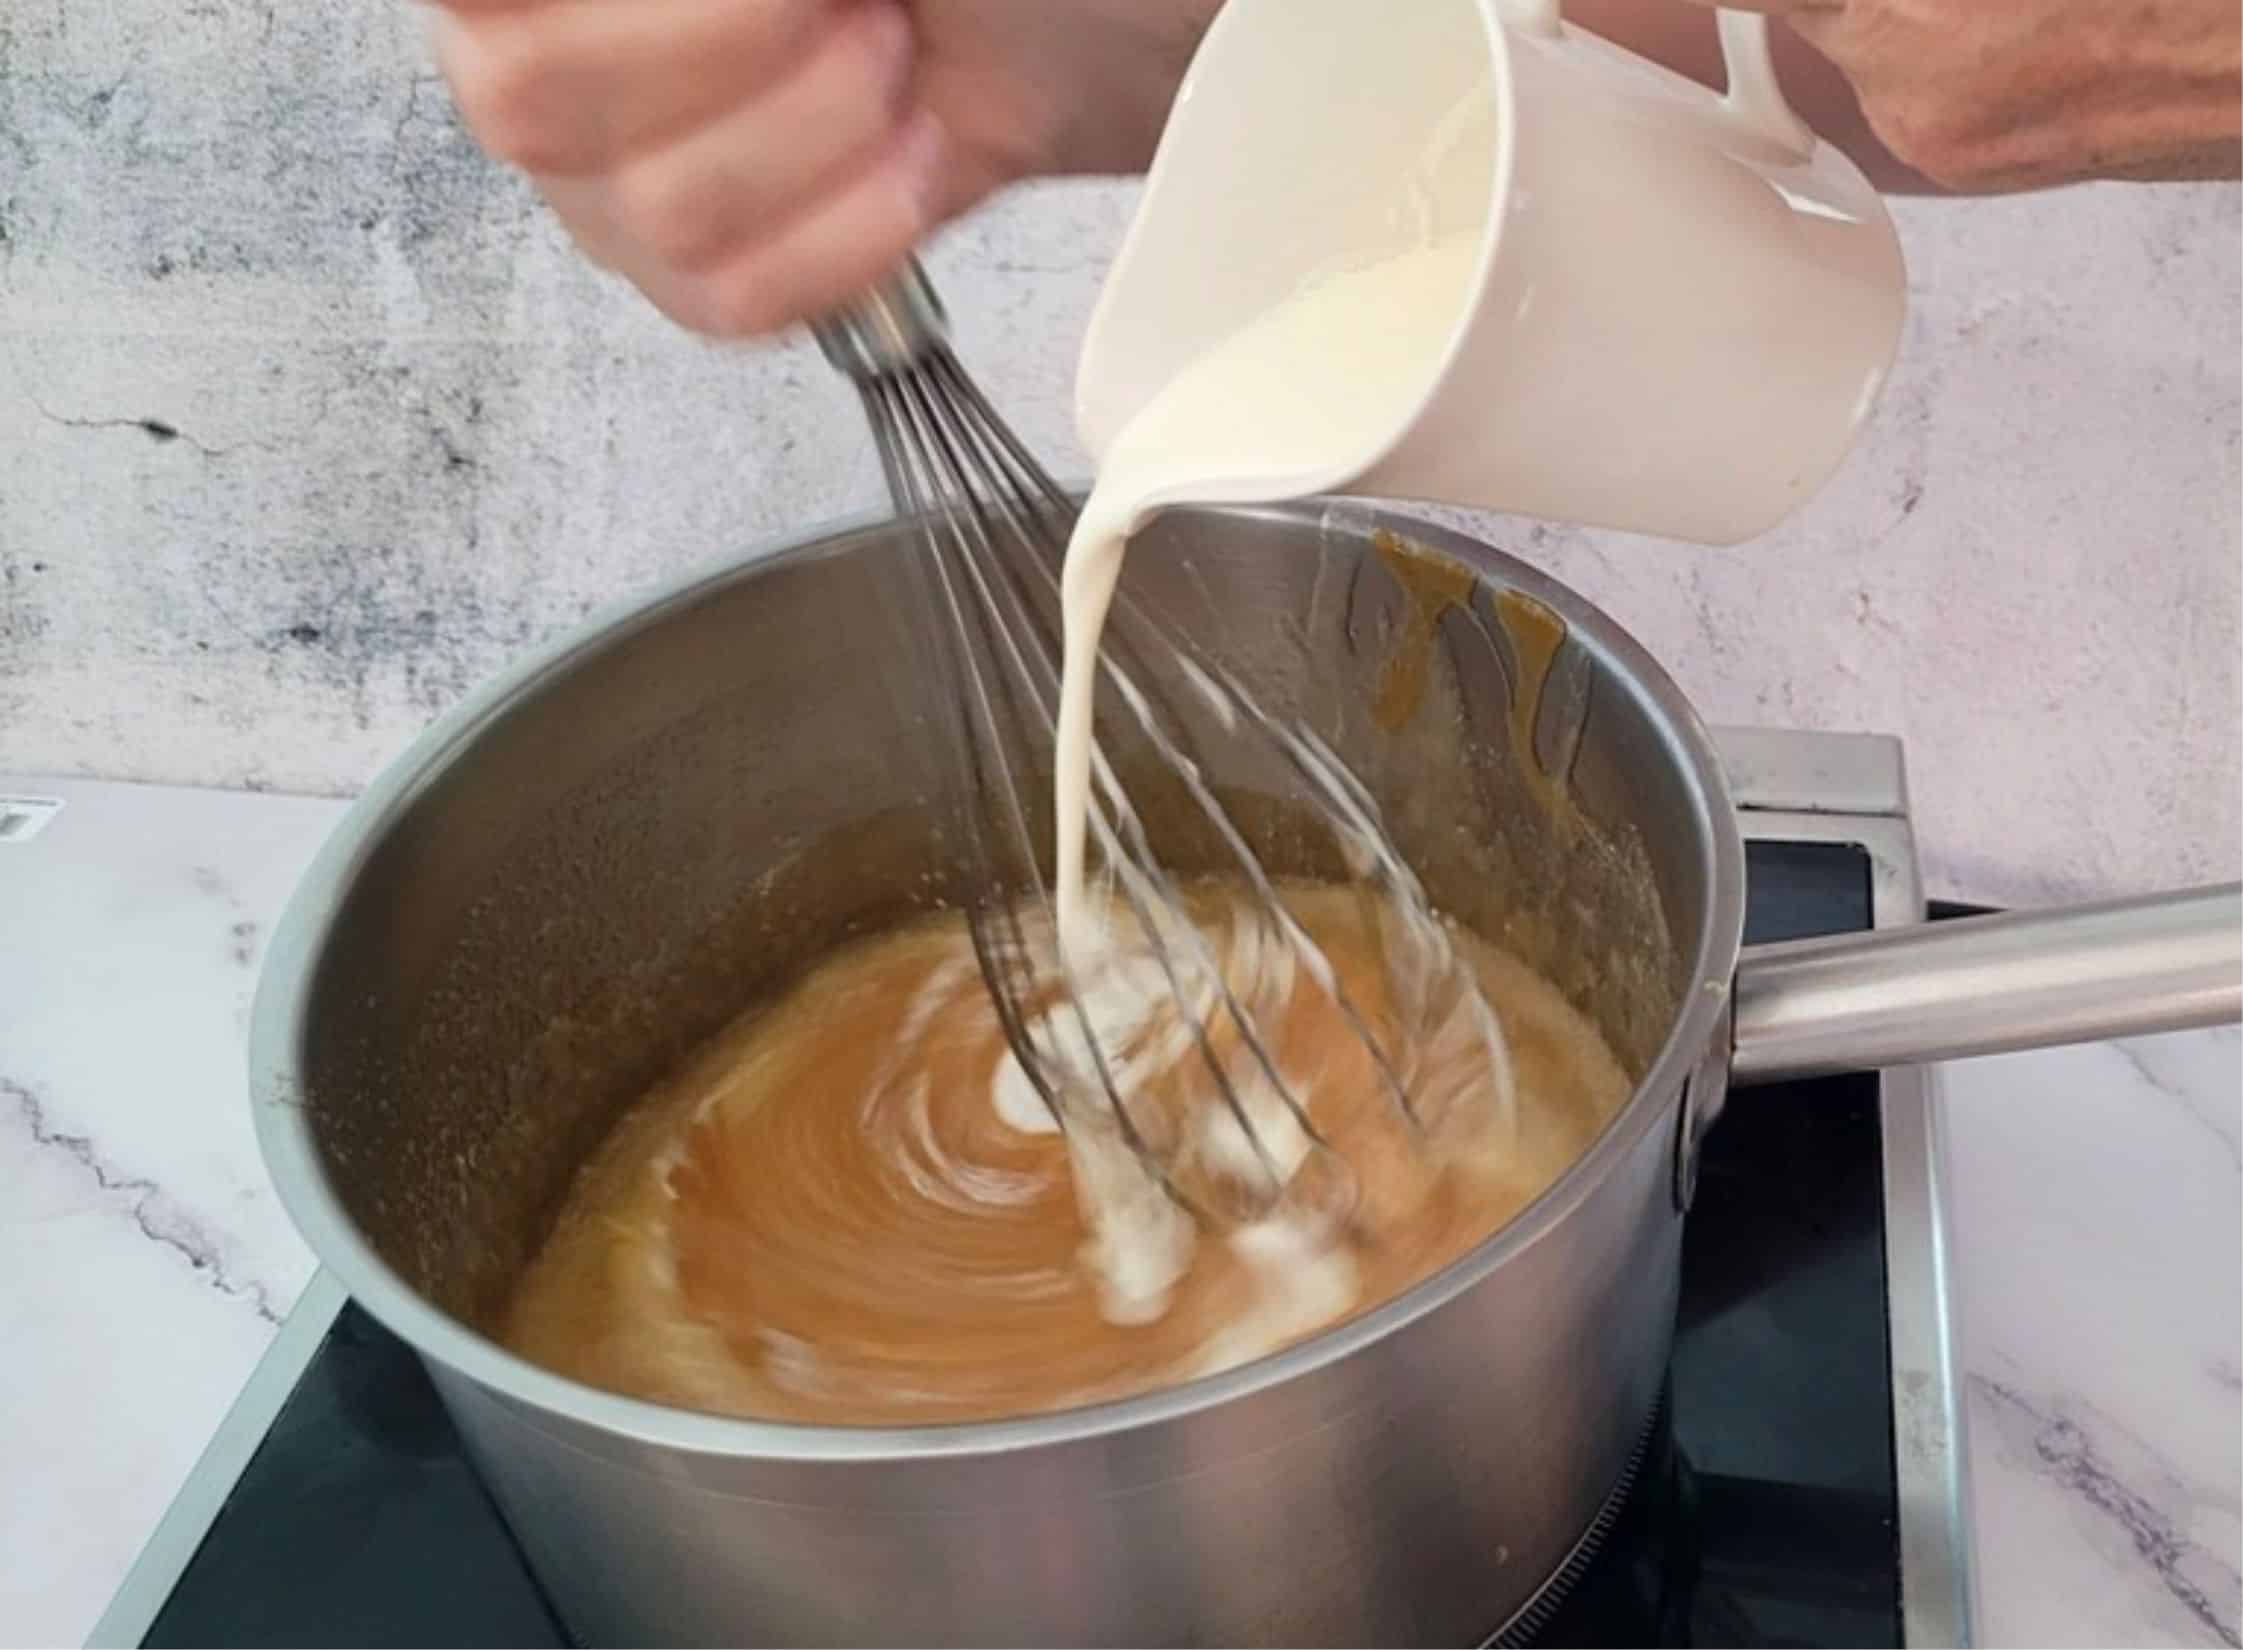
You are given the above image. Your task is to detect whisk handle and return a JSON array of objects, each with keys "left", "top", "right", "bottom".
[{"left": 813, "top": 259, "right": 950, "bottom": 380}]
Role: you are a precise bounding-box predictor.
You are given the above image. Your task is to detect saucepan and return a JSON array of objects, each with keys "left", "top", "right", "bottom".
[{"left": 250, "top": 501, "right": 2238, "bottom": 1645}]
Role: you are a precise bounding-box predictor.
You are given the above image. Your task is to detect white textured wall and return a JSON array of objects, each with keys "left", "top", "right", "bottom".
[{"left": 2, "top": 1, "right": 2237, "bottom": 904}]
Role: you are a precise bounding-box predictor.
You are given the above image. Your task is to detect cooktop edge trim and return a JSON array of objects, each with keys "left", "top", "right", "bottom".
[
  {"left": 1728, "top": 799, "right": 1975, "bottom": 1650},
  {"left": 86, "top": 1270, "right": 349, "bottom": 1650}
]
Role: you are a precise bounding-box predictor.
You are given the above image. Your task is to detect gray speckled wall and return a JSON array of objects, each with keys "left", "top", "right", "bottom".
[{"left": 3, "top": 2, "right": 2237, "bottom": 903}]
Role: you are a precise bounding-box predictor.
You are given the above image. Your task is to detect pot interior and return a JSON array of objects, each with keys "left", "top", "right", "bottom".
[{"left": 285, "top": 503, "right": 1715, "bottom": 1338}]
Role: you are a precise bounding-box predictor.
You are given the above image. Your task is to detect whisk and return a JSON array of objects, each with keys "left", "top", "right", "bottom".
[{"left": 813, "top": 261, "right": 1516, "bottom": 1239}]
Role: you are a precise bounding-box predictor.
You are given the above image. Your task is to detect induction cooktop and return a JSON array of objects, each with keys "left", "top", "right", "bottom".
[{"left": 90, "top": 728, "right": 1975, "bottom": 1648}]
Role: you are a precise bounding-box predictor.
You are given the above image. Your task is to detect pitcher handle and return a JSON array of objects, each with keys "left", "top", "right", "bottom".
[
  {"left": 1503, "top": 0, "right": 1820, "bottom": 159},
  {"left": 1715, "top": 10, "right": 1817, "bottom": 159}
]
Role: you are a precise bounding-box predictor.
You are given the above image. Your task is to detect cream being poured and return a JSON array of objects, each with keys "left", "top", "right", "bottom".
[
  {"left": 1044, "top": 235, "right": 1489, "bottom": 1328},
  {"left": 1051, "top": 234, "right": 1483, "bottom": 965}
]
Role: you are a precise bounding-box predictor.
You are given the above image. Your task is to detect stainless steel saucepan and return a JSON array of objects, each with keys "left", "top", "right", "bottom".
[{"left": 251, "top": 502, "right": 2238, "bottom": 1646}]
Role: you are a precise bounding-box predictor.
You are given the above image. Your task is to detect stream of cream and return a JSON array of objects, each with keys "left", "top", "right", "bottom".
[
  {"left": 1052, "top": 235, "right": 1482, "bottom": 963},
  {"left": 1047, "top": 235, "right": 1484, "bottom": 1324}
]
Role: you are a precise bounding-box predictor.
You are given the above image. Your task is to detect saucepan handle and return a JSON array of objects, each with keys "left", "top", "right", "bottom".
[{"left": 1729, "top": 883, "right": 2242, "bottom": 1085}]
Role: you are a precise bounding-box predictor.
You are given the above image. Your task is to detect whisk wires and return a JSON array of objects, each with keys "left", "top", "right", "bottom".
[{"left": 826, "top": 289, "right": 1516, "bottom": 1224}]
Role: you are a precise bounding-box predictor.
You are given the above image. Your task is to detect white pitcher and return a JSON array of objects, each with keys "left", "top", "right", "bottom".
[{"left": 1074, "top": 0, "right": 1908, "bottom": 547}]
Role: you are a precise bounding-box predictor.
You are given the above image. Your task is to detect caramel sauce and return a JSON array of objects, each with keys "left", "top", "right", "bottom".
[{"left": 502, "top": 886, "right": 1629, "bottom": 1425}]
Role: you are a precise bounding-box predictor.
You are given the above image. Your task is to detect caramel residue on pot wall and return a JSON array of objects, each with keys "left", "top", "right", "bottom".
[
  {"left": 1366, "top": 534, "right": 1574, "bottom": 813},
  {"left": 1370, "top": 531, "right": 1479, "bottom": 731}
]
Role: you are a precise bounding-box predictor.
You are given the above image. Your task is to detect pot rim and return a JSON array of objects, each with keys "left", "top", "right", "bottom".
[{"left": 249, "top": 497, "right": 1746, "bottom": 1462}]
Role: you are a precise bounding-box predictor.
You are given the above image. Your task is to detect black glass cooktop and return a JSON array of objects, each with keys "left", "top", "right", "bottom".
[{"left": 137, "top": 839, "right": 1902, "bottom": 1648}]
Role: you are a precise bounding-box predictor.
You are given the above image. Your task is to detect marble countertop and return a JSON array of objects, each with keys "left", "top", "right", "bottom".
[{"left": 2, "top": 774, "right": 2236, "bottom": 1649}]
